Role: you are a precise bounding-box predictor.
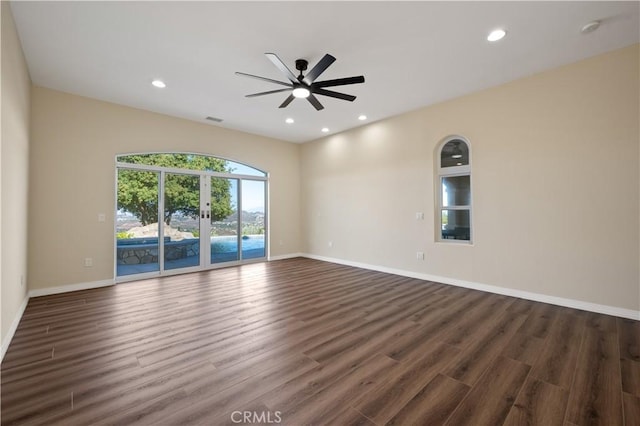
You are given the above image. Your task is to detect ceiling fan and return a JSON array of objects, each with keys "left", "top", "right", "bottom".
[{"left": 236, "top": 53, "right": 365, "bottom": 111}]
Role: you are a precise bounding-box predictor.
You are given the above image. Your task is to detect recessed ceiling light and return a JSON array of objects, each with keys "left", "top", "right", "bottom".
[
  {"left": 285, "top": 118, "right": 294, "bottom": 124},
  {"left": 581, "top": 20, "right": 600, "bottom": 34},
  {"left": 151, "top": 79, "right": 166, "bottom": 88},
  {"left": 321, "top": 127, "right": 329, "bottom": 133},
  {"left": 358, "top": 115, "right": 367, "bottom": 121},
  {"left": 487, "top": 29, "right": 506, "bottom": 42},
  {"left": 292, "top": 87, "right": 311, "bottom": 98}
]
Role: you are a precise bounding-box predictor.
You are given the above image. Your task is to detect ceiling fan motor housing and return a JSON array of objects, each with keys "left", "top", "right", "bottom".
[{"left": 295, "top": 59, "right": 308, "bottom": 73}]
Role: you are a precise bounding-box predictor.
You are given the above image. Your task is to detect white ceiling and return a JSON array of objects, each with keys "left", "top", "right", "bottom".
[{"left": 10, "top": 1, "right": 639, "bottom": 143}]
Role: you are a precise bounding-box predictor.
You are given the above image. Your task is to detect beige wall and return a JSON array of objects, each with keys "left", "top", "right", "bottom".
[
  {"left": 28, "top": 87, "right": 301, "bottom": 290},
  {"left": 301, "top": 45, "right": 640, "bottom": 312},
  {"left": 1, "top": 2, "right": 31, "bottom": 343}
]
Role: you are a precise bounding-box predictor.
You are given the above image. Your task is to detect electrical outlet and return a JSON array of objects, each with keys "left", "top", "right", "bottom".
[
  {"left": 98, "top": 213, "right": 106, "bottom": 222},
  {"left": 20, "top": 275, "right": 25, "bottom": 288},
  {"left": 328, "top": 241, "right": 333, "bottom": 248},
  {"left": 416, "top": 251, "right": 425, "bottom": 260},
  {"left": 84, "top": 258, "right": 93, "bottom": 267}
]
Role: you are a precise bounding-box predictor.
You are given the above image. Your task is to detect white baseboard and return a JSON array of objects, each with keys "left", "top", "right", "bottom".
[
  {"left": 302, "top": 253, "right": 640, "bottom": 321},
  {"left": 1, "top": 294, "right": 29, "bottom": 362},
  {"left": 268, "top": 252, "right": 304, "bottom": 261},
  {"left": 29, "top": 279, "right": 115, "bottom": 298}
]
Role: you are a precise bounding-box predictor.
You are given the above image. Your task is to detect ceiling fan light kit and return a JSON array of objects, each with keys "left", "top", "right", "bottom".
[
  {"left": 292, "top": 87, "right": 311, "bottom": 98},
  {"left": 236, "top": 53, "right": 365, "bottom": 111}
]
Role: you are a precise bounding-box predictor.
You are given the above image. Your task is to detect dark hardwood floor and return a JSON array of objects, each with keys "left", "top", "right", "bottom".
[{"left": 1, "top": 257, "right": 638, "bottom": 425}]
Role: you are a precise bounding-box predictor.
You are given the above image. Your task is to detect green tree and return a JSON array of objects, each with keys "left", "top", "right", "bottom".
[{"left": 117, "top": 154, "right": 233, "bottom": 225}]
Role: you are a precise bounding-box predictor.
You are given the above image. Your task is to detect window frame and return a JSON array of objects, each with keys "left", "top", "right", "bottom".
[{"left": 436, "top": 136, "right": 473, "bottom": 244}]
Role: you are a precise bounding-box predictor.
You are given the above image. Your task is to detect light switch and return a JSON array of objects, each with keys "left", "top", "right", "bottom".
[{"left": 98, "top": 213, "right": 106, "bottom": 222}]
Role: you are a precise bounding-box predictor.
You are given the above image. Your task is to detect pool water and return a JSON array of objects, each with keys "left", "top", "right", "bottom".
[
  {"left": 211, "top": 235, "right": 265, "bottom": 253},
  {"left": 117, "top": 235, "right": 266, "bottom": 275}
]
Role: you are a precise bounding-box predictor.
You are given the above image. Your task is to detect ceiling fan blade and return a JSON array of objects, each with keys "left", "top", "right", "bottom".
[
  {"left": 313, "top": 88, "right": 356, "bottom": 102},
  {"left": 302, "top": 54, "right": 336, "bottom": 85},
  {"left": 235, "top": 72, "right": 293, "bottom": 87},
  {"left": 246, "top": 88, "right": 292, "bottom": 98},
  {"left": 265, "top": 53, "right": 299, "bottom": 84},
  {"left": 279, "top": 94, "right": 295, "bottom": 108},
  {"left": 313, "top": 76, "right": 365, "bottom": 88},
  {"left": 307, "top": 94, "right": 324, "bottom": 111}
]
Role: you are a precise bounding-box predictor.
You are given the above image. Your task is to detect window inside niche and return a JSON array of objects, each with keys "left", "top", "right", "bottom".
[{"left": 437, "top": 137, "right": 472, "bottom": 243}]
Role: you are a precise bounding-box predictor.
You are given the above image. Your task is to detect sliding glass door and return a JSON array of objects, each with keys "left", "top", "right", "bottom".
[{"left": 115, "top": 153, "right": 268, "bottom": 280}]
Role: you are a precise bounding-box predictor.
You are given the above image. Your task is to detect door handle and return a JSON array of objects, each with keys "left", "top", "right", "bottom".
[
  {"left": 206, "top": 210, "right": 210, "bottom": 219},
  {"left": 201, "top": 210, "right": 205, "bottom": 219}
]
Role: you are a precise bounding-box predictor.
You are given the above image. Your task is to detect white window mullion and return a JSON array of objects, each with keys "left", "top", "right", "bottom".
[{"left": 158, "top": 171, "right": 165, "bottom": 271}]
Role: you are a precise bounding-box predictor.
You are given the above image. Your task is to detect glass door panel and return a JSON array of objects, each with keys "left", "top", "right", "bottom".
[
  {"left": 210, "top": 178, "right": 239, "bottom": 264},
  {"left": 241, "top": 180, "right": 266, "bottom": 260},
  {"left": 163, "top": 173, "right": 201, "bottom": 270},
  {"left": 116, "top": 169, "right": 160, "bottom": 276}
]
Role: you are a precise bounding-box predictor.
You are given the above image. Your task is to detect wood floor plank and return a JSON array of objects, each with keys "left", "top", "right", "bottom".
[
  {"left": 409, "top": 287, "right": 484, "bottom": 326},
  {"left": 585, "top": 312, "right": 617, "bottom": 333},
  {"left": 182, "top": 352, "right": 315, "bottom": 398},
  {"left": 41, "top": 360, "right": 217, "bottom": 425},
  {"left": 503, "top": 377, "right": 569, "bottom": 426},
  {"left": 353, "top": 342, "right": 460, "bottom": 424},
  {"left": 518, "top": 302, "right": 560, "bottom": 337},
  {"left": 260, "top": 329, "right": 407, "bottom": 415},
  {"left": 322, "top": 406, "right": 376, "bottom": 426},
  {"left": 1, "top": 258, "right": 635, "bottom": 426},
  {"left": 621, "top": 358, "right": 640, "bottom": 397},
  {"left": 303, "top": 318, "right": 418, "bottom": 365},
  {"left": 445, "top": 355, "right": 531, "bottom": 426},
  {"left": 507, "top": 298, "right": 536, "bottom": 316},
  {"left": 530, "top": 309, "right": 585, "bottom": 390},
  {"left": 566, "top": 327, "right": 623, "bottom": 425},
  {"left": 443, "top": 309, "right": 527, "bottom": 385},
  {"left": 501, "top": 332, "right": 545, "bottom": 366},
  {"left": 440, "top": 293, "right": 512, "bottom": 348},
  {"left": 276, "top": 353, "right": 397, "bottom": 425},
  {"left": 383, "top": 290, "right": 488, "bottom": 363},
  {"left": 0, "top": 346, "right": 53, "bottom": 370},
  {"left": 623, "top": 393, "right": 640, "bottom": 426},
  {"left": 154, "top": 352, "right": 319, "bottom": 425},
  {"left": 618, "top": 318, "right": 640, "bottom": 362},
  {"left": 1, "top": 356, "right": 141, "bottom": 407},
  {"left": 386, "top": 373, "right": 470, "bottom": 426},
  {"left": 91, "top": 387, "right": 190, "bottom": 426},
  {"left": 0, "top": 389, "right": 71, "bottom": 425}
]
